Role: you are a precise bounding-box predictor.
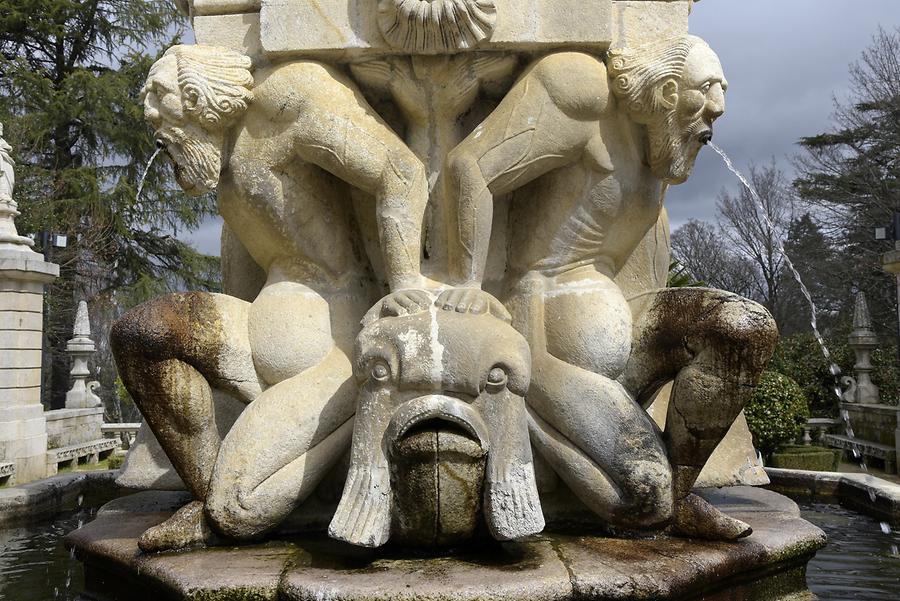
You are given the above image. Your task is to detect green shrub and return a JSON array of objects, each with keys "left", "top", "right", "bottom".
[
  {"left": 107, "top": 453, "right": 125, "bottom": 470},
  {"left": 769, "top": 325, "right": 900, "bottom": 417},
  {"left": 745, "top": 371, "right": 810, "bottom": 456}
]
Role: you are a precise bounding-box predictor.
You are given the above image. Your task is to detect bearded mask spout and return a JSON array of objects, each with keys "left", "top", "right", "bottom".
[
  {"left": 142, "top": 45, "right": 253, "bottom": 197},
  {"left": 158, "top": 126, "right": 224, "bottom": 197}
]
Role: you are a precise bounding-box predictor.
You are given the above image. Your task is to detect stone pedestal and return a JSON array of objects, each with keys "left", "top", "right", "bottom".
[
  {"left": 0, "top": 248, "right": 58, "bottom": 484},
  {"left": 66, "top": 487, "right": 826, "bottom": 601}
]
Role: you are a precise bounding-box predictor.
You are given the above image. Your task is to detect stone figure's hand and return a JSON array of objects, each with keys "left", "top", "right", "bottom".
[
  {"left": 374, "top": 289, "right": 433, "bottom": 318},
  {"left": 434, "top": 288, "right": 511, "bottom": 323}
]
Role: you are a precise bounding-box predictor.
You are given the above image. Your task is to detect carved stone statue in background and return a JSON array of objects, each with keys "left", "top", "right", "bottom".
[
  {"left": 111, "top": 44, "right": 428, "bottom": 550},
  {"left": 0, "top": 123, "right": 13, "bottom": 202},
  {"left": 444, "top": 35, "right": 778, "bottom": 539}
]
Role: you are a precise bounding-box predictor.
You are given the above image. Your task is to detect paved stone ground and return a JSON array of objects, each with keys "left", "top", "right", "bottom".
[{"left": 66, "top": 486, "right": 825, "bottom": 601}]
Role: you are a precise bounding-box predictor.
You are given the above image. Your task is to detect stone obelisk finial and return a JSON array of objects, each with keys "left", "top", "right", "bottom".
[
  {"left": 65, "top": 301, "right": 102, "bottom": 409},
  {"left": 843, "top": 291, "right": 881, "bottom": 404}
]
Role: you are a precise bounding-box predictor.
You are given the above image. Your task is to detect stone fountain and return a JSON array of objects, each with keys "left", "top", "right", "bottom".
[{"left": 67, "top": 1, "right": 826, "bottom": 599}]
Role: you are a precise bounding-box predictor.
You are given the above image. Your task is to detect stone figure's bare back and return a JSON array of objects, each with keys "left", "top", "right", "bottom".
[
  {"left": 507, "top": 142, "right": 664, "bottom": 279},
  {"left": 219, "top": 66, "right": 371, "bottom": 291}
]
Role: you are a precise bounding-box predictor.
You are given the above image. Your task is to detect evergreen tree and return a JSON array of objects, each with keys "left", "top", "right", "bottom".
[
  {"left": 795, "top": 26, "right": 900, "bottom": 334},
  {"left": 777, "top": 213, "right": 844, "bottom": 337},
  {"left": 0, "top": 1, "right": 220, "bottom": 412}
]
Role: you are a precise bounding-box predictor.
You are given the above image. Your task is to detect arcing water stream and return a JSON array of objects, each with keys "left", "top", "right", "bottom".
[
  {"left": 135, "top": 147, "right": 162, "bottom": 202},
  {"left": 709, "top": 143, "right": 899, "bottom": 555}
]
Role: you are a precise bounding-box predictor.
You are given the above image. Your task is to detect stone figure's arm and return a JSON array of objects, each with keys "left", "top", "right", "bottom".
[
  {"left": 445, "top": 52, "right": 609, "bottom": 286},
  {"left": 292, "top": 65, "right": 428, "bottom": 292}
]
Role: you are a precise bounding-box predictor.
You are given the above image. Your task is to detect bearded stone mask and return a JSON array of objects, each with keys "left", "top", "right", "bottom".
[
  {"left": 608, "top": 36, "right": 726, "bottom": 184},
  {"left": 141, "top": 45, "right": 254, "bottom": 196}
]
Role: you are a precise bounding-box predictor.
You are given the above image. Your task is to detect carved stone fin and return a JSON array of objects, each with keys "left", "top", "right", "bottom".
[
  {"left": 484, "top": 461, "right": 545, "bottom": 540},
  {"left": 328, "top": 464, "right": 392, "bottom": 547}
]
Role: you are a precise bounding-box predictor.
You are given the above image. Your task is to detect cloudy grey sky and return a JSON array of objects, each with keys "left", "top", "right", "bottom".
[
  {"left": 668, "top": 0, "right": 900, "bottom": 229},
  {"left": 182, "top": 0, "right": 900, "bottom": 254}
]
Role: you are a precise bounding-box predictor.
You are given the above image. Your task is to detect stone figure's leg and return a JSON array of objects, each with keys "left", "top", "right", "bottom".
[
  {"left": 509, "top": 275, "right": 673, "bottom": 529},
  {"left": 620, "top": 287, "right": 778, "bottom": 539},
  {"left": 205, "top": 346, "right": 357, "bottom": 540},
  {"left": 247, "top": 279, "right": 339, "bottom": 386},
  {"left": 111, "top": 292, "right": 261, "bottom": 501}
]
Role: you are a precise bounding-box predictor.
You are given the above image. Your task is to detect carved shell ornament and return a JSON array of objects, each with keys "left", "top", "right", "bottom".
[{"left": 378, "top": 0, "right": 498, "bottom": 54}]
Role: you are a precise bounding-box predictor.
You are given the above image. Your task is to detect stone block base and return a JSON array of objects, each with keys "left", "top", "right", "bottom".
[
  {"left": 0, "top": 402, "right": 48, "bottom": 484},
  {"left": 67, "top": 487, "right": 825, "bottom": 601}
]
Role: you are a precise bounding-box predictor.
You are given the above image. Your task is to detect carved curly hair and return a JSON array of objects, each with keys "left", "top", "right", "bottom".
[
  {"left": 154, "top": 45, "right": 254, "bottom": 130},
  {"left": 607, "top": 35, "right": 706, "bottom": 121}
]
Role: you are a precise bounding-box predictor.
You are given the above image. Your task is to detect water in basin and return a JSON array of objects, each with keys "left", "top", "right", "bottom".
[{"left": 801, "top": 502, "right": 900, "bottom": 600}]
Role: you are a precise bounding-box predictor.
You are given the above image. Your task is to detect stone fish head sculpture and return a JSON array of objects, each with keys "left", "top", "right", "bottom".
[{"left": 328, "top": 292, "right": 544, "bottom": 547}]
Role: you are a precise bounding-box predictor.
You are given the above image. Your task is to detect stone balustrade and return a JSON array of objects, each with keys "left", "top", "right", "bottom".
[
  {"left": 101, "top": 422, "right": 141, "bottom": 450},
  {"left": 800, "top": 417, "right": 841, "bottom": 445}
]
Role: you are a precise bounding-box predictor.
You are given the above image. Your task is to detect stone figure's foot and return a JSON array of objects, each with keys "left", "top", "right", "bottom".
[
  {"left": 671, "top": 493, "right": 752, "bottom": 541},
  {"left": 138, "top": 501, "right": 222, "bottom": 552},
  {"left": 434, "top": 288, "right": 511, "bottom": 322}
]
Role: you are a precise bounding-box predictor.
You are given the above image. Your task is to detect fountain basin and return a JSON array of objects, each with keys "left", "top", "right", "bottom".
[{"left": 65, "top": 487, "right": 825, "bottom": 601}]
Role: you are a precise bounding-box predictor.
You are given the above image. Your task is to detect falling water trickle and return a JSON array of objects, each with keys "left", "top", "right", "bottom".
[
  {"left": 135, "top": 146, "right": 162, "bottom": 201},
  {"left": 708, "top": 142, "right": 898, "bottom": 556}
]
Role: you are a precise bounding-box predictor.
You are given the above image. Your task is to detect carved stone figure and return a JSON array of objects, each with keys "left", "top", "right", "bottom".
[
  {"left": 329, "top": 292, "right": 542, "bottom": 547},
  {"left": 0, "top": 121, "right": 37, "bottom": 250},
  {"left": 0, "top": 123, "right": 13, "bottom": 202},
  {"left": 111, "top": 44, "right": 428, "bottom": 550},
  {"left": 68, "top": 4, "right": 835, "bottom": 598},
  {"left": 112, "top": 22, "right": 776, "bottom": 559},
  {"left": 443, "top": 36, "right": 778, "bottom": 539}
]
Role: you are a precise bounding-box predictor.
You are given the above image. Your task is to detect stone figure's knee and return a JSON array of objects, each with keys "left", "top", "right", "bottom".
[
  {"left": 713, "top": 297, "right": 778, "bottom": 369},
  {"left": 111, "top": 293, "right": 208, "bottom": 363},
  {"left": 205, "top": 481, "right": 269, "bottom": 541},
  {"left": 445, "top": 146, "right": 479, "bottom": 185}
]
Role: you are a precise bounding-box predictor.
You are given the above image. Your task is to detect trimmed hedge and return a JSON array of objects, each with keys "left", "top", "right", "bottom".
[{"left": 769, "top": 444, "right": 841, "bottom": 472}]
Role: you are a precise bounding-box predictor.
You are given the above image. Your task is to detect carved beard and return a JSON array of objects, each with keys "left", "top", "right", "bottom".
[
  {"left": 646, "top": 110, "right": 708, "bottom": 185},
  {"left": 156, "top": 125, "right": 222, "bottom": 196}
]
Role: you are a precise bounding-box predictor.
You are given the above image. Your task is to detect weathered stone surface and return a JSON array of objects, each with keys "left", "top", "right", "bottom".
[
  {"left": 260, "top": 0, "right": 615, "bottom": 58},
  {"left": 116, "top": 389, "right": 246, "bottom": 492},
  {"left": 45, "top": 407, "right": 104, "bottom": 448},
  {"left": 0, "top": 124, "right": 58, "bottom": 485},
  {"left": 116, "top": 422, "right": 187, "bottom": 491},
  {"left": 0, "top": 470, "right": 119, "bottom": 524},
  {"left": 68, "top": 486, "right": 825, "bottom": 601},
  {"left": 114, "top": 0, "right": 780, "bottom": 558},
  {"left": 329, "top": 299, "right": 542, "bottom": 548},
  {"left": 647, "top": 385, "right": 769, "bottom": 488}
]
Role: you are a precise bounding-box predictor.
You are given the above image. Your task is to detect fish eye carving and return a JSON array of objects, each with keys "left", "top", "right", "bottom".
[
  {"left": 371, "top": 360, "right": 392, "bottom": 382},
  {"left": 486, "top": 366, "right": 507, "bottom": 390}
]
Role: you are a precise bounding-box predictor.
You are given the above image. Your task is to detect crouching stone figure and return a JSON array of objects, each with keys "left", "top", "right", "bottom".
[
  {"left": 444, "top": 35, "right": 778, "bottom": 540},
  {"left": 112, "top": 45, "right": 427, "bottom": 551}
]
